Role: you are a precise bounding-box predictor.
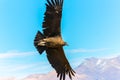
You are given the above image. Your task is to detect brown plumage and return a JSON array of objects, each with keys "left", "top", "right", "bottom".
[{"left": 34, "top": 0, "right": 75, "bottom": 80}]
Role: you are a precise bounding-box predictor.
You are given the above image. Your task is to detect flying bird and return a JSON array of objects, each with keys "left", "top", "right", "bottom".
[{"left": 34, "top": 0, "right": 75, "bottom": 80}]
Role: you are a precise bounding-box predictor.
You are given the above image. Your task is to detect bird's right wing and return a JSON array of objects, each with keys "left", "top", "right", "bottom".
[{"left": 46, "top": 47, "right": 75, "bottom": 80}]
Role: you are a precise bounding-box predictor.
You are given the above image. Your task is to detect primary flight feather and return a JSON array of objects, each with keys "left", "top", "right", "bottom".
[{"left": 34, "top": 0, "right": 75, "bottom": 80}]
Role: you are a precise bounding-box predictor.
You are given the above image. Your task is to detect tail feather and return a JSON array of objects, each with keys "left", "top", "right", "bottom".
[{"left": 34, "top": 31, "right": 46, "bottom": 54}]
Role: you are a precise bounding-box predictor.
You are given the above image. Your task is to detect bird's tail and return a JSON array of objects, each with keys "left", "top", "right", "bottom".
[{"left": 34, "top": 31, "right": 46, "bottom": 54}]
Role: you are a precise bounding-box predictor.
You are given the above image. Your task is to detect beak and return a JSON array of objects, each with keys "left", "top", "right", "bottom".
[{"left": 65, "top": 42, "right": 69, "bottom": 46}]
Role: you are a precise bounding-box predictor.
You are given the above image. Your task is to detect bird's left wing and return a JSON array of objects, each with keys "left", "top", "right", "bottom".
[
  {"left": 42, "top": 0, "right": 63, "bottom": 37},
  {"left": 46, "top": 47, "right": 75, "bottom": 80}
]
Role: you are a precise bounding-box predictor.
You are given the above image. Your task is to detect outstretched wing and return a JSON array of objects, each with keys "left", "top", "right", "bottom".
[
  {"left": 42, "top": 0, "right": 63, "bottom": 37},
  {"left": 46, "top": 47, "right": 75, "bottom": 80}
]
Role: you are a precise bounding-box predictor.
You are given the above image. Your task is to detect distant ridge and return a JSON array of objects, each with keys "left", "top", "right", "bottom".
[{"left": 1, "top": 56, "right": 120, "bottom": 80}]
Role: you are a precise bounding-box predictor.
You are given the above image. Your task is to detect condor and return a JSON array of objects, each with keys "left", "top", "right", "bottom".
[{"left": 34, "top": 0, "right": 75, "bottom": 80}]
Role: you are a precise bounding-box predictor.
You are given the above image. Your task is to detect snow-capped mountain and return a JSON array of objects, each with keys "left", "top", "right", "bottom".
[
  {"left": 75, "top": 56, "right": 120, "bottom": 80},
  {"left": 2, "top": 56, "right": 120, "bottom": 80},
  {"left": 23, "top": 56, "right": 120, "bottom": 80}
]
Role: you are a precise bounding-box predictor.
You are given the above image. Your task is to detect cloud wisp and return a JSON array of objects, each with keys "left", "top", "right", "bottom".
[
  {"left": 67, "top": 48, "right": 109, "bottom": 53},
  {"left": 0, "top": 51, "right": 36, "bottom": 59},
  {"left": 0, "top": 50, "right": 52, "bottom": 78}
]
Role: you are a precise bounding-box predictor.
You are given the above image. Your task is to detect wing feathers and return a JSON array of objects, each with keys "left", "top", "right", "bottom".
[
  {"left": 43, "top": 0, "right": 63, "bottom": 37},
  {"left": 51, "top": 0, "right": 55, "bottom": 5},
  {"left": 60, "top": 0, "right": 63, "bottom": 5},
  {"left": 46, "top": 47, "right": 75, "bottom": 80},
  {"left": 63, "top": 72, "right": 65, "bottom": 80},
  {"left": 46, "top": 0, "right": 63, "bottom": 9},
  {"left": 55, "top": 0, "right": 58, "bottom": 5},
  {"left": 60, "top": 73, "right": 62, "bottom": 80},
  {"left": 47, "top": 0, "right": 53, "bottom": 7}
]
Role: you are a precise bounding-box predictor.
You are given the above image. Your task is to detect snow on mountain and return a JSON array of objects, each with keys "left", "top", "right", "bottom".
[{"left": 75, "top": 56, "right": 120, "bottom": 80}]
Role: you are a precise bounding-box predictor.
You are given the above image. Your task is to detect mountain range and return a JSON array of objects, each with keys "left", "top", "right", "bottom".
[{"left": 2, "top": 56, "right": 120, "bottom": 80}]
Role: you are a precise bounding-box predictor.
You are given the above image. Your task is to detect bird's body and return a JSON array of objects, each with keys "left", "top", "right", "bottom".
[
  {"left": 38, "top": 36, "right": 66, "bottom": 48},
  {"left": 34, "top": 0, "right": 75, "bottom": 80}
]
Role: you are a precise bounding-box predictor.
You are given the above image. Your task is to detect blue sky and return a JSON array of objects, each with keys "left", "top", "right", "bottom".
[{"left": 0, "top": 0, "right": 120, "bottom": 78}]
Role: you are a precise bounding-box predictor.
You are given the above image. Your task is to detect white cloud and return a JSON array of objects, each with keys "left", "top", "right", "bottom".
[
  {"left": 67, "top": 48, "right": 109, "bottom": 53},
  {"left": 0, "top": 50, "right": 51, "bottom": 79},
  {"left": 1, "top": 63, "right": 37, "bottom": 72},
  {"left": 0, "top": 51, "right": 38, "bottom": 73},
  {"left": 0, "top": 61, "right": 51, "bottom": 79},
  {"left": 0, "top": 51, "right": 36, "bottom": 59}
]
